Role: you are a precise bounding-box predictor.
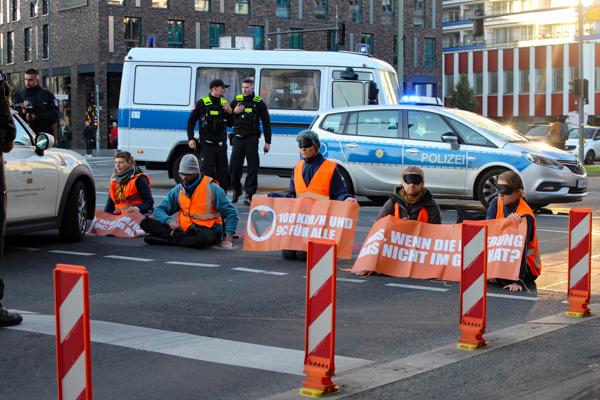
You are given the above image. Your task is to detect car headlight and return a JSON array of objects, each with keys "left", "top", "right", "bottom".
[{"left": 525, "top": 153, "right": 564, "bottom": 170}]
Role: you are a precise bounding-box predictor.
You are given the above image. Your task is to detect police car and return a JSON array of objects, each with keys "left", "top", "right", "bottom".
[
  {"left": 5, "top": 111, "right": 96, "bottom": 241},
  {"left": 311, "top": 100, "right": 587, "bottom": 208}
]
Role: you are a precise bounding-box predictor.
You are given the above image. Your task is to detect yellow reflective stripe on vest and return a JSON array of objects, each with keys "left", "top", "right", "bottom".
[
  {"left": 244, "top": 108, "right": 253, "bottom": 113},
  {"left": 205, "top": 177, "right": 213, "bottom": 217},
  {"left": 220, "top": 97, "right": 228, "bottom": 105},
  {"left": 236, "top": 94, "right": 244, "bottom": 101},
  {"left": 253, "top": 96, "right": 261, "bottom": 102},
  {"left": 209, "top": 110, "right": 220, "bottom": 115},
  {"left": 202, "top": 96, "right": 212, "bottom": 106}
]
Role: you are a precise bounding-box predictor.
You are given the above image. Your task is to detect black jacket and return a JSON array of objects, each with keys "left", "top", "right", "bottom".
[
  {"left": 83, "top": 125, "right": 96, "bottom": 142},
  {"left": 187, "top": 95, "right": 232, "bottom": 143},
  {"left": 13, "top": 86, "right": 60, "bottom": 135},
  {"left": 376, "top": 187, "right": 442, "bottom": 224},
  {"left": 230, "top": 93, "right": 272, "bottom": 144}
]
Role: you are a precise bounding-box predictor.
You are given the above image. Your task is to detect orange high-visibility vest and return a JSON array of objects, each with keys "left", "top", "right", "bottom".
[
  {"left": 293, "top": 159, "right": 337, "bottom": 200},
  {"left": 496, "top": 197, "right": 542, "bottom": 277},
  {"left": 177, "top": 176, "right": 223, "bottom": 231},
  {"left": 109, "top": 173, "right": 151, "bottom": 211},
  {"left": 394, "top": 202, "right": 429, "bottom": 222}
]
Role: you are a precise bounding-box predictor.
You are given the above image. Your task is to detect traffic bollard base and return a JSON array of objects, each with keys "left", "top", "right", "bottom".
[
  {"left": 456, "top": 341, "right": 487, "bottom": 351},
  {"left": 566, "top": 310, "right": 591, "bottom": 318},
  {"left": 299, "top": 385, "right": 340, "bottom": 398}
]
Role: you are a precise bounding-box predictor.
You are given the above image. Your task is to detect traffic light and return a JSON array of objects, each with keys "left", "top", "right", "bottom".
[
  {"left": 473, "top": 18, "right": 484, "bottom": 37},
  {"left": 337, "top": 22, "right": 346, "bottom": 46}
]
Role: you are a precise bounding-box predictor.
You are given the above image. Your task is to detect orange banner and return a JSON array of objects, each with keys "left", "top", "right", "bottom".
[
  {"left": 243, "top": 197, "right": 359, "bottom": 259},
  {"left": 87, "top": 210, "right": 146, "bottom": 238},
  {"left": 351, "top": 216, "right": 526, "bottom": 281}
]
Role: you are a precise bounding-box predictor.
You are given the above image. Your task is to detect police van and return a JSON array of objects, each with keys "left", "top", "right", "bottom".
[
  {"left": 311, "top": 99, "right": 587, "bottom": 208},
  {"left": 117, "top": 48, "right": 399, "bottom": 179}
]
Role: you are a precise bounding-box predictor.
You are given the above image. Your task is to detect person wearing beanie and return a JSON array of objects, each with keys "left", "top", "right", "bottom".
[
  {"left": 269, "top": 130, "right": 356, "bottom": 261},
  {"left": 140, "top": 154, "right": 238, "bottom": 248}
]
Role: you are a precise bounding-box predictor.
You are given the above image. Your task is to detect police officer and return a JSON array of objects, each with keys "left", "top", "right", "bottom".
[
  {"left": 187, "top": 79, "right": 233, "bottom": 191},
  {"left": 12, "top": 68, "right": 60, "bottom": 135},
  {"left": 0, "top": 70, "right": 23, "bottom": 327},
  {"left": 229, "top": 78, "right": 271, "bottom": 205}
]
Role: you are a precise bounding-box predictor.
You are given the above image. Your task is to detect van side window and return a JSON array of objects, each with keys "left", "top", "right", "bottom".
[
  {"left": 260, "top": 69, "right": 320, "bottom": 110},
  {"left": 134, "top": 66, "right": 192, "bottom": 106},
  {"left": 332, "top": 81, "right": 367, "bottom": 108},
  {"left": 446, "top": 118, "right": 495, "bottom": 147},
  {"left": 195, "top": 67, "right": 255, "bottom": 101},
  {"left": 407, "top": 111, "right": 453, "bottom": 143},
  {"left": 346, "top": 110, "right": 399, "bottom": 138},
  {"left": 320, "top": 113, "right": 347, "bottom": 134}
]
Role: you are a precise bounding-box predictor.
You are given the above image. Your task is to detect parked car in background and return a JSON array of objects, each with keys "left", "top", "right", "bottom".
[
  {"left": 564, "top": 126, "right": 600, "bottom": 164},
  {"left": 524, "top": 124, "right": 551, "bottom": 143}
]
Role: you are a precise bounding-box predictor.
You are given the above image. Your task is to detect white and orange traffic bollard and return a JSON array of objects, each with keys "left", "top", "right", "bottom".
[
  {"left": 299, "top": 239, "right": 339, "bottom": 398},
  {"left": 54, "top": 264, "right": 93, "bottom": 400},
  {"left": 566, "top": 208, "right": 592, "bottom": 318},
  {"left": 457, "top": 221, "right": 487, "bottom": 350}
]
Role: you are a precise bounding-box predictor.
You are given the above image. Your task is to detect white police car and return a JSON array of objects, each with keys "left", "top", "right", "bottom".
[
  {"left": 5, "top": 111, "right": 96, "bottom": 241},
  {"left": 564, "top": 126, "right": 600, "bottom": 165},
  {"left": 312, "top": 101, "right": 587, "bottom": 208}
]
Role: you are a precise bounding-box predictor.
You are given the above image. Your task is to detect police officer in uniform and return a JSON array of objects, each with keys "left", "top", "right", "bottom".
[
  {"left": 229, "top": 78, "right": 271, "bottom": 205},
  {"left": 0, "top": 70, "right": 23, "bottom": 327},
  {"left": 12, "top": 68, "right": 60, "bottom": 135},
  {"left": 187, "top": 79, "right": 233, "bottom": 191}
]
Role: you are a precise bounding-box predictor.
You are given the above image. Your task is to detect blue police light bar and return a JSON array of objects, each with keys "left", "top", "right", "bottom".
[{"left": 399, "top": 95, "right": 443, "bottom": 106}]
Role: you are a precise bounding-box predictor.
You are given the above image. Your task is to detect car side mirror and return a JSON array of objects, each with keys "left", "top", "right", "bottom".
[
  {"left": 35, "top": 132, "right": 53, "bottom": 156},
  {"left": 441, "top": 132, "right": 460, "bottom": 150}
]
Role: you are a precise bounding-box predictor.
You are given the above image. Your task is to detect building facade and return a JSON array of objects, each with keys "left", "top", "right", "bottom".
[
  {"left": 442, "top": 0, "right": 600, "bottom": 130},
  {"left": 0, "top": 0, "right": 442, "bottom": 148}
]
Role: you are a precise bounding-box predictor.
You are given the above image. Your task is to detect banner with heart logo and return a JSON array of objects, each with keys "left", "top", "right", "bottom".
[
  {"left": 87, "top": 210, "right": 146, "bottom": 238},
  {"left": 243, "top": 197, "right": 359, "bottom": 259}
]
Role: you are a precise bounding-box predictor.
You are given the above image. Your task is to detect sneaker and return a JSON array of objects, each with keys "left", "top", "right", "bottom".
[
  {"left": 243, "top": 194, "right": 253, "bottom": 206},
  {"left": 232, "top": 190, "right": 242, "bottom": 204},
  {"left": 0, "top": 307, "right": 23, "bottom": 327}
]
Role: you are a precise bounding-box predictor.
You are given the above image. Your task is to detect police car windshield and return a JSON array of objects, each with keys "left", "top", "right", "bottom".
[{"left": 444, "top": 109, "right": 526, "bottom": 143}]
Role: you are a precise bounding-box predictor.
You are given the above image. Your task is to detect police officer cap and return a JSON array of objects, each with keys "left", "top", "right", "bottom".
[
  {"left": 297, "top": 130, "right": 320, "bottom": 150},
  {"left": 209, "top": 79, "right": 230, "bottom": 89}
]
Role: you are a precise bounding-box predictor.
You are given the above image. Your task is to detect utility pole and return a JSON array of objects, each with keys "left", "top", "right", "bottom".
[
  {"left": 95, "top": 84, "right": 100, "bottom": 152},
  {"left": 578, "top": 0, "right": 585, "bottom": 162},
  {"left": 397, "top": 0, "right": 404, "bottom": 93}
]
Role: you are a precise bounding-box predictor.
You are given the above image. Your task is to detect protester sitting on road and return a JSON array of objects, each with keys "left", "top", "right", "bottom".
[
  {"left": 140, "top": 154, "right": 238, "bottom": 249},
  {"left": 376, "top": 166, "right": 442, "bottom": 224},
  {"left": 105, "top": 151, "right": 154, "bottom": 215},
  {"left": 269, "top": 130, "right": 356, "bottom": 261},
  {"left": 487, "top": 171, "right": 541, "bottom": 292}
]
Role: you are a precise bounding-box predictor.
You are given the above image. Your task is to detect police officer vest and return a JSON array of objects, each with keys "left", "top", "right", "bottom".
[
  {"left": 200, "top": 96, "right": 228, "bottom": 141},
  {"left": 233, "top": 94, "right": 262, "bottom": 138}
]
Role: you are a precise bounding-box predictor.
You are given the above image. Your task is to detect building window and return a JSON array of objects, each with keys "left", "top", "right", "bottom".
[
  {"left": 42, "top": 0, "right": 48, "bottom": 14},
  {"left": 445, "top": 75, "right": 454, "bottom": 96},
  {"left": 315, "top": 0, "right": 327, "bottom": 21},
  {"left": 30, "top": 0, "right": 37, "bottom": 17},
  {"left": 195, "top": 0, "right": 209, "bottom": 11},
  {"left": 535, "top": 68, "right": 545, "bottom": 93},
  {"left": 42, "top": 24, "right": 49, "bottom": 59},
  {"left": 24, "top": 28, "right": 31, "bottom": 61},
  {"left": 488, "top": 71, "right": 498, "bottom": 95},
  {"left": 289, "top": 28, "right": 303, "bottom": 49},
  {"left": 108, "top": 0, "right": 124, "bottom": 4},
  {"left": 248, "top": 25, "right": 264, "bottom": 49},
  {"left": 349, "top": 0, "right": 362, "bottom": 24},
  {"left": 152, "top": 0, "right": 167, "bottom": 8},
  {"left": 6, "top": 31, "right": 13, "bottom": 64},
  {"left": 553, "top": 67, "right": 563, "bottom": 93},
  {"left": 327, "top": 30, "right": 338, "bottom": 51},
  {"left": 424, "top": 38, "right": 435, "bottom": 69},
  {"left": 209, "top": 22, "right": 224, "bottom": 47},
  {"left": 123, "top": 17, "right": 141, "bottom": 50},
  {"left": 360, "top": 33, "right": 373, "bottom": 55},
  {"left": 504, "top": 70, "right": 514, "bottom": 94},
  {"left": 520, "top": 70, "right": 529, "bottom": 93},
  {"left": 382, "top": 0, "right": 393, "bottom": 26},
  {"left": 10, "top": 0, "right": 18, "bottom": 21},
  {"left": 276, "top": 0, "right": 290, "bottom": 18},
  {"left": 235, "top": 0, "right": 249, "bottom": 14},
  {"left": 570, "top": 66, "right": 580, "bottom": 81},
  {"left": 167, "top": 20, "right": 184, "bottom": 48},
  {"left": 474, "top": 72, "right": 483, "bottom": 95},
  {"left": 413, "top": 0, "right": 425, "bottom": 28}
]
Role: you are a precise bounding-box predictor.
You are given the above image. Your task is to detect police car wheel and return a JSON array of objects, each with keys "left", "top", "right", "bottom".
[
  {"left": 584, "top": 151, "right": 595, "bottom": 165},
  {"left": 476, "top": 168, "right": 506, "bottom": 208},
  {"left": 337, "top": 167, "right": 355, "bottom": 196},
  {"left": 59, "top": 181, "right": 88, "bottom": 242}
]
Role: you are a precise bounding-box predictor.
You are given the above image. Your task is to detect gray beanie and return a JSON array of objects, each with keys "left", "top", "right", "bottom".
[{"left": 179, "top": 154, "right": 200, "bottom": 174}]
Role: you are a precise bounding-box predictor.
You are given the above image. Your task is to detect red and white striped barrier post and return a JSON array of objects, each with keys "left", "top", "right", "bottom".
[
  {"left": 457, "top": 221, "right": 487, "bottom": 350},
  {"left": 54, "top": 264, "right": 92, "bottom": 400},
  {"left": 566, "top": 208, "right": 592, "bottom": 318},
  {"left": 299, "top": 239, "right": 339, "bottom": 398}
]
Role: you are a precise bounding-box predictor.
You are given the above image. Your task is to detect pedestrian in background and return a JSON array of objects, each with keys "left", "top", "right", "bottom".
[
  {"left": 0, "top": 69, "right": 22, "bottom": 327},
  {"left": 187, "top": 79, "right": 233, "bottom": 190},
  {"left": 12, "top": 68, "right": 60, "bottom": 136},
  {"left": 229, "top": 78, "right": 272, "bottom": 205},
  {"left": 110, "top": 121, "right": 119, "bottom": 149},
  {"left": 83, "top": 120, "right": 95, "bottom": 157},
  {"left": 105, "top": 151, "right": 154, "bottom": 215}
]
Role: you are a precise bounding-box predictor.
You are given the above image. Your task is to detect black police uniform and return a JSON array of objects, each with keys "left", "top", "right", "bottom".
[
  {"left": 187, "top": 94, "right": 232, "bottom": 190},
  {"left": 13, "top": 85, "right": 60, "bottom": 135},
  {"left": 229, "top": 92, "right": 271, "bottom": 202}
]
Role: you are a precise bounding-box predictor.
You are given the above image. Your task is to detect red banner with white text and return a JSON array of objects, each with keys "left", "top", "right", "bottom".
[{"left": 87, "top": 210, "right": 146, "bottom": 238}]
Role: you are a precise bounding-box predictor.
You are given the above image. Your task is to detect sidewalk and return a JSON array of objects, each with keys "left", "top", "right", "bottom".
[{"left": 69, "top": 148, "right": 116, "bottom": 157}]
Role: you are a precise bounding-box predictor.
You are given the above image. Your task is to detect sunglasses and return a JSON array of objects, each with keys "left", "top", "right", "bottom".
[
  {"left": 496, "top": 184, "right": 515, "bottom": 196},
  {"left": 403, "top": 174, "right": 423, "bottom": 185}
]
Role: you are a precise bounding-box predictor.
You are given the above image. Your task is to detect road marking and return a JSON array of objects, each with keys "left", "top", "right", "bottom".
[
  {"left": 104, "top": 255, "right": 154, "bottom": 262},
  {"left": 48, "top": 250, "right": 95, "bottom": 256},
  {"left": 264, "top": 304, "right": 600, "bottom": 399},
  {"left": 232, "top": 267, "right": 288, "bottom": 276},
  {"left": 536, "top": 228, "right": 568, "bottom": 234},
  {"left": 336, "top": 278, "right": 367, "bottom": 283},
  {"left": 487, "top": 293, "right": 538, "bottom": 301},
  {"left": 8, "top": 246, "right": 40, "bottom": 251},
  {"left": 7, "top": 314, "right": 371, "bottom": 375},
  {"left": 385, "top": 283, "right": 450, "bottom": 292},
  {"left": 165, "top": 261, "right": 220, "bottom": 268}
]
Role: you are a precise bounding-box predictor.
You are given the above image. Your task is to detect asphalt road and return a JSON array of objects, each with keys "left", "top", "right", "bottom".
[{"left": 2, "top": 158, "right": 600, "bottom": 400}]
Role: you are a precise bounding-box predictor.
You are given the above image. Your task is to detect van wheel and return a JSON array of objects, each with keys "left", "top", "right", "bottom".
[
  {"left": 171, "top": 152, "right": 195, "bottom": 183},
  {"left": 59, "top": 181, "right": 88, "bottom": 242},
  {"left": 584, "top": 151, "right": 595, "bottom": 165},
  {"left": 337, "top": 167, "right": 355, "bottom": 196},
  {"left": 476, "top": 168, "right": 507, "bottom": 208}
]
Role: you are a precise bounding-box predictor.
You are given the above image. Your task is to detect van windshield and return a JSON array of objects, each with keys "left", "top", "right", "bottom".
[
  {"left": 380, "top": 71, "right": 399, "bottom": 105},
  {"left": 444, "top": 108, "right": 526, "bottom": 142}
]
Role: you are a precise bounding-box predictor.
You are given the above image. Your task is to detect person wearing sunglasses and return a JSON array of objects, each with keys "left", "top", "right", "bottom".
[
  {"left": 140, "top": 154, "right": 238, "bottom": 249},
  {"left": 486, "top": 171, "right": 541, "bottom": 292},
  {"left": 376, "top": 166, "right": 441, "bottom": 224},
  {"left": 270, "top": 130, "right": 356, "bottom": 260}
]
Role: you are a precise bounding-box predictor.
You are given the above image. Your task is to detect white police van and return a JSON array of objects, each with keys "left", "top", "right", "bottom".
[
  {"left": 117, "top": 48, "right": 400, "bottom": 179},
  {"left": 311, "top": 98, "right": 587, "bottom": 208}
]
